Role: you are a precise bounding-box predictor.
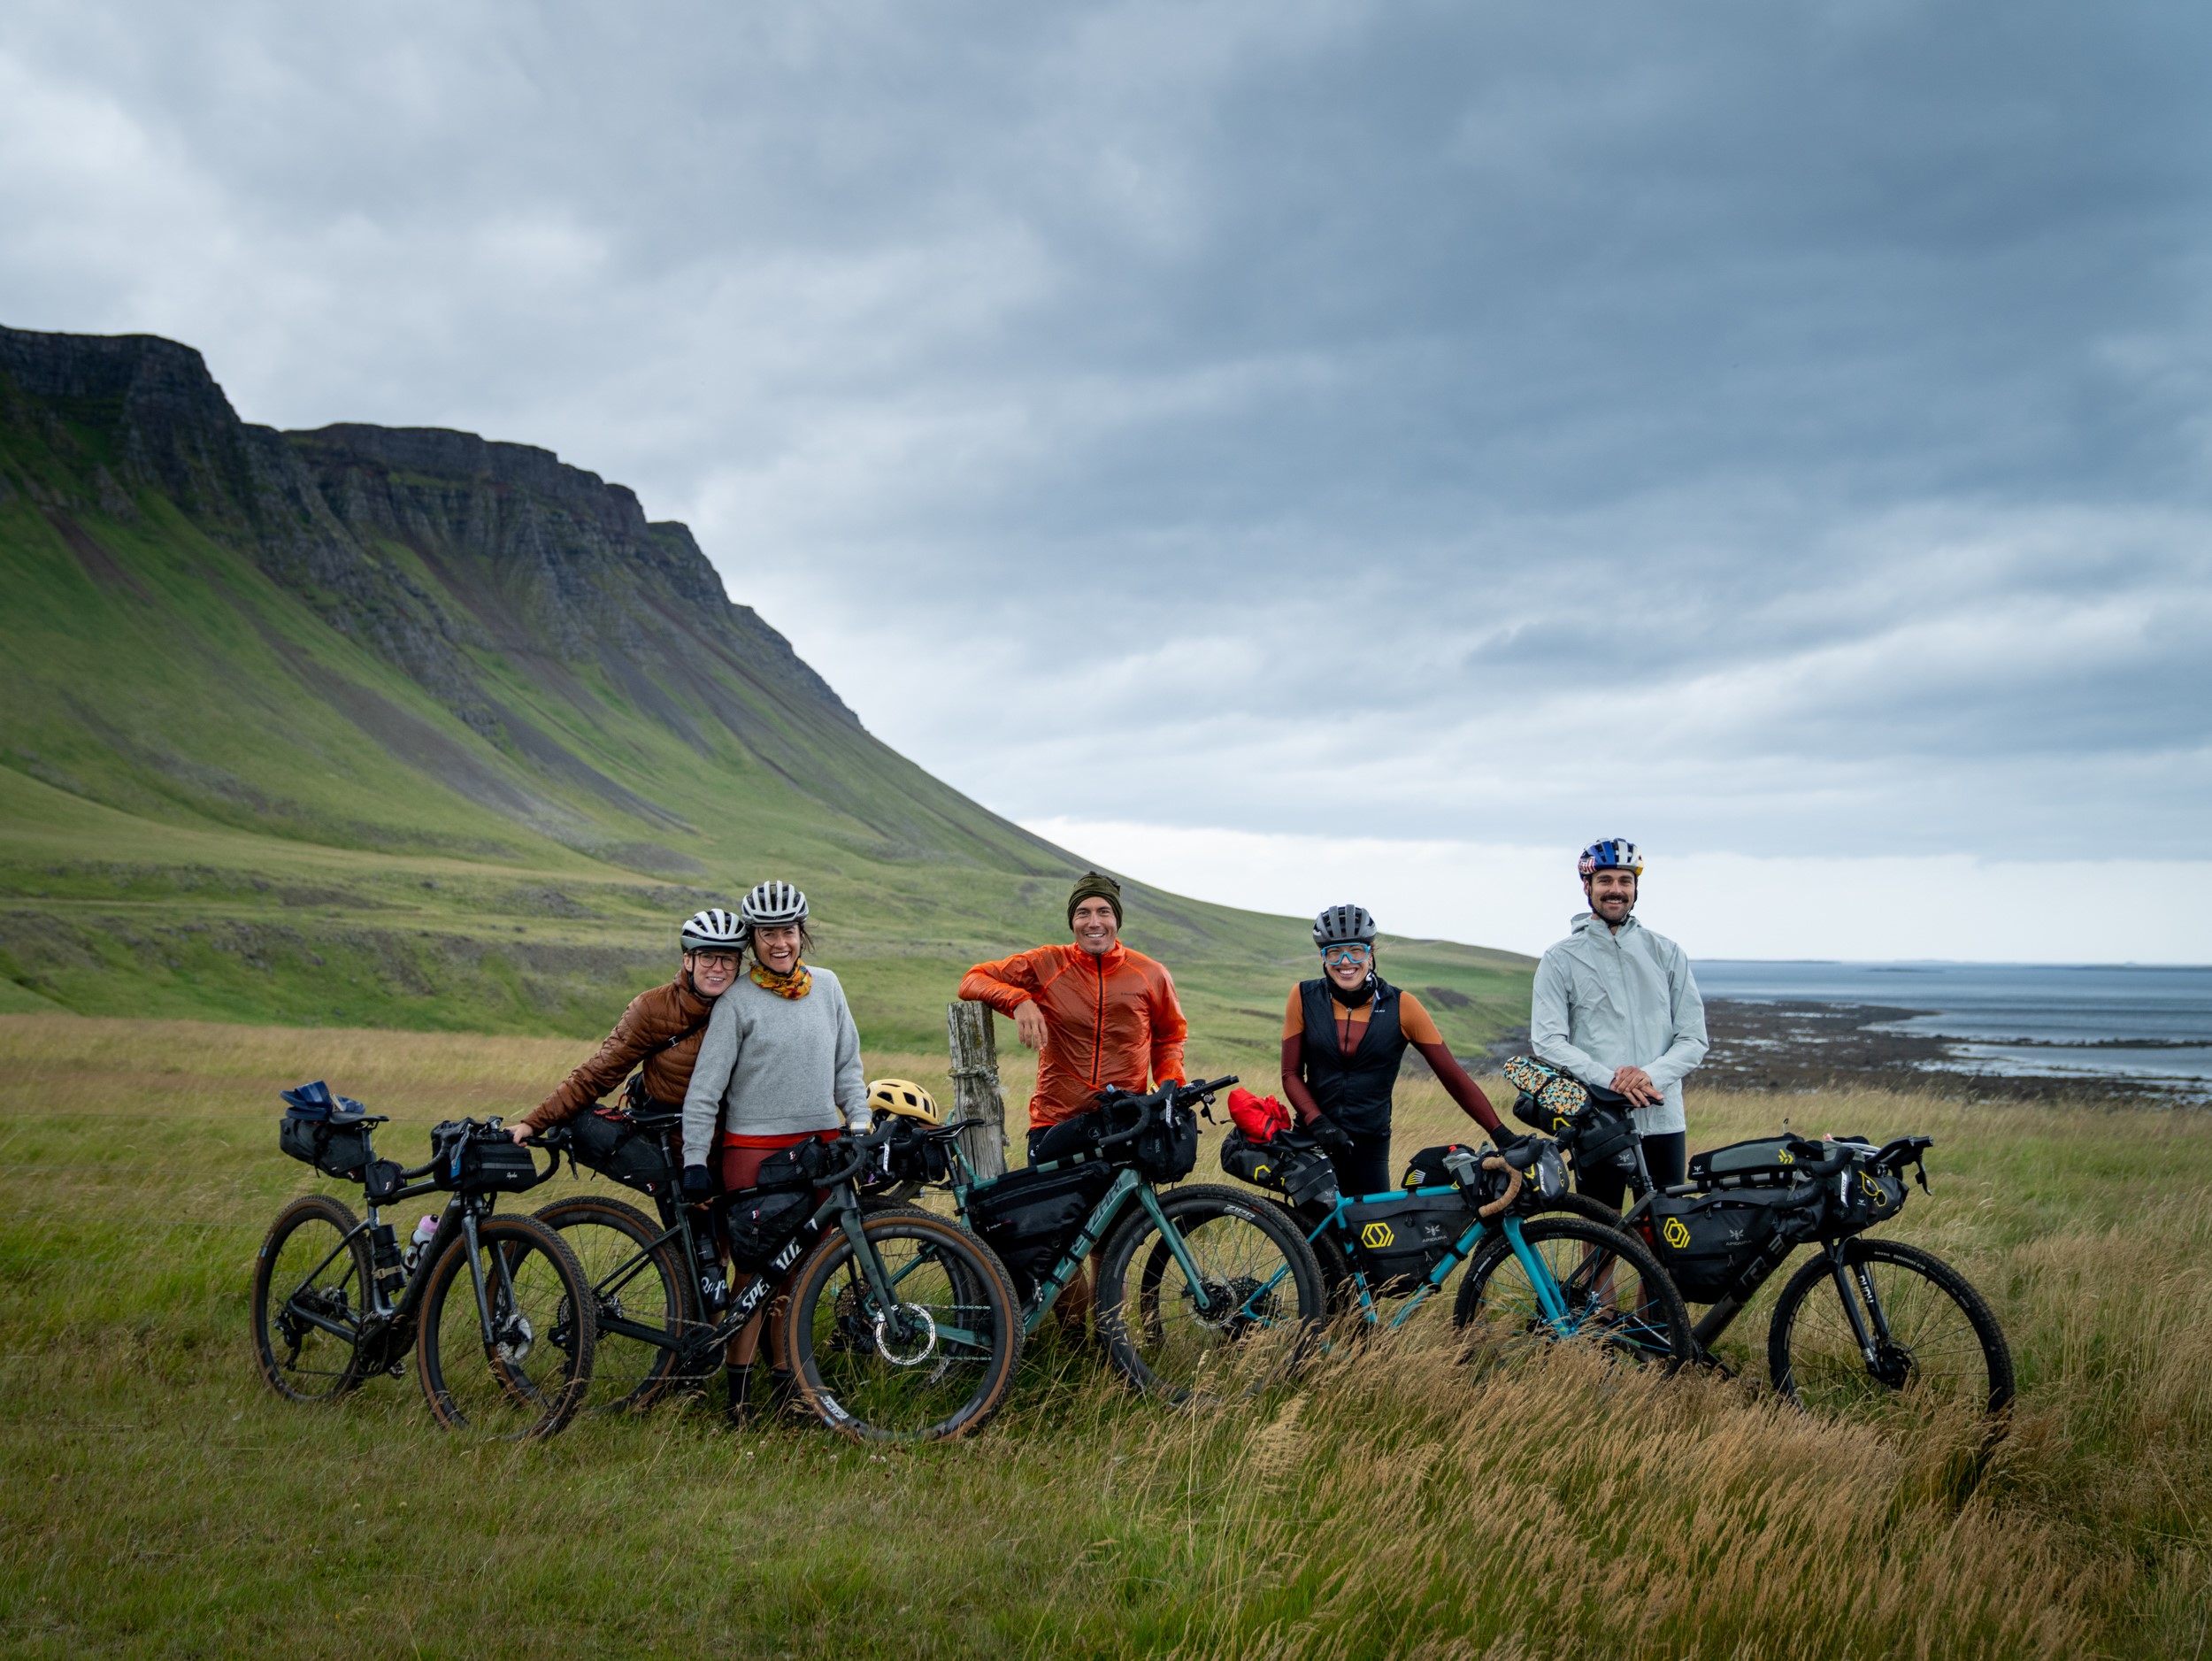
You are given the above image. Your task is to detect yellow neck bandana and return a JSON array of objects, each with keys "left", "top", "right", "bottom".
[{"left": 749, "top": 960, "right": 812, "bottom": 1000}]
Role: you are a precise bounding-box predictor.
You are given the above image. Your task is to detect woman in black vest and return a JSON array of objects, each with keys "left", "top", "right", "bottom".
[{"left": 1281, "top": 904, "right": 1517, "bottom": 1197}]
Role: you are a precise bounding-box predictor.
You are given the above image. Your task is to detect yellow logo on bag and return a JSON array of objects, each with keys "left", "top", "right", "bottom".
[
  {"left": 1254, "top": 1163, "right": 1271, "bottom": 1182},
  {"left": 1361, "top": 1221, "right": 1396, "bottom": 1250},
  {"left": 1860, "top": 1172, "right": 1883, "bottom": 1197},
  {"left": 1778, "top": 1149, "right": 1794, "bottom": 1165},
  {"left": 1552, "top": 1114, "right": 1571, "bottom": 1133},
  {"left": 1662, "top": 1216, "right": 1692, "bottom": 1250}
]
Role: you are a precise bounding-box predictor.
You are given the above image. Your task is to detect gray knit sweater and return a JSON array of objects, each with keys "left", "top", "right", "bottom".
[{"left": 680, "top": 966, "right": 868, "bottom": 1165}]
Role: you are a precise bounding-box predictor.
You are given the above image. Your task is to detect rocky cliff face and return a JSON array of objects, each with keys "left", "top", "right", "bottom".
[{"left": 0, "top": 324, "right": 872, "bottom": 842}]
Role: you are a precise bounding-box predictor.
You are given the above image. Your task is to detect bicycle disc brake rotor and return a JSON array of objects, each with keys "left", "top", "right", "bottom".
[
  {"left": 493, "top": 1313, "right": 536, "bottom": 1365},
  {"left": 1868, "top": 1340, "right": 1916, "bottom": 1390},
  {"left": 872, "top": 1303, "right": 940, "bottom": 1367},
  {"left": 1185, "top": 1274, "right": 1266, "bottom": 1335}
]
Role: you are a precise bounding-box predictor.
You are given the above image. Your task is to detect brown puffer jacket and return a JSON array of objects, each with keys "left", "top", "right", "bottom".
[{"left": 519, "top": 978, "right": 716, "bottom": 1132}]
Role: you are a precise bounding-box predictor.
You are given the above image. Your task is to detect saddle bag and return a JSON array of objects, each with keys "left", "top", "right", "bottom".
[
  {"left": 963, "top": 1161, "right": 1115, "bottom": 1300},
  {"left": 1220, "top": 1127, "right": 1340, "bottom": 1209},
  {"left": 1640, "top": 1186, "right": 1817, "bottom": 1303},
  {"left": 567, "top": 1108, "right": 681, "bottom": 1198},
  {"left": 1341, "top": 1192, "right": 1472, "bottom": 1296},
  {"left": 725, "top": 1188, "right": 814, "bottom": 1271}
]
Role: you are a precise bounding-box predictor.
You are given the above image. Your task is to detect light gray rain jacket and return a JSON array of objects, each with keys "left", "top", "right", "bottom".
[{"left": 1530, "top": 912, "right": 1709, "bottom": 1137}]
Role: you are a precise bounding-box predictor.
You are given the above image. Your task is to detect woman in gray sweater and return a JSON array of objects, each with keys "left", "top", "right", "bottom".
[{"left": 679, "top": 880, "right": 869, "bottom": 1423}]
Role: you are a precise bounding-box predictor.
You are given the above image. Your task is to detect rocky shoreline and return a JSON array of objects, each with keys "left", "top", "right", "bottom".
[{"left": 1700, "top": 998, "right": 2191, "bottom": 1102}]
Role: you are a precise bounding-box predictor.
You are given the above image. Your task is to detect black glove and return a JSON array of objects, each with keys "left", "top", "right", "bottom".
[
  {"left": 1307, "top": 1114, "right": 1354, "bottom": 1154},
  {"left": 680, "top": 1163, "right": 715, "bottom": 1201}
]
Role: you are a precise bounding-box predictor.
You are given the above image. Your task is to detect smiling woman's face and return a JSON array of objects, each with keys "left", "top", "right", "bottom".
[
  {"left": 685, "top": 950, "right": 741, "bottom": 996},
  {"left": 752, "top": 923, "right": 804, "bottom": 974},
  {"left": 1322, "top": 942, "right": 1371, "bottom": 988}
]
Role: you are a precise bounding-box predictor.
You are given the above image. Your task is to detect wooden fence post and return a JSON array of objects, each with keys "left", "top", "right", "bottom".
[{"left": 945, "top": 1001, "right": 1010, "bottom": 1181}]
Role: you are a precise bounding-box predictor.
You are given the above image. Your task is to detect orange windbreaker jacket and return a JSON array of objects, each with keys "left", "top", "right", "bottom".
[{"left": 959, "top": 942, "right": 1189, "bottom": 1127}]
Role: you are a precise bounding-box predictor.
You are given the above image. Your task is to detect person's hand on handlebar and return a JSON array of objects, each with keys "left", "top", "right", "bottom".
[
  {"left": 1304, "top": 1113, "right": 1354, "bottom": 1154},
  {"left": 508, "top": 1122, "right": 534, "bottom": 1144},
  {"left": 681, "top": 1164, "right": 715, "bottom": 1201},
  {"left": 1610, "top": 1065, "right": 1661, "bottom": 1108}
]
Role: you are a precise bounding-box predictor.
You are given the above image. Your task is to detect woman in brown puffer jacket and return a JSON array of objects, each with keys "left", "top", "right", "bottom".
[{"left": 509, "top": 908, "right": 748, "bottom": 1142}]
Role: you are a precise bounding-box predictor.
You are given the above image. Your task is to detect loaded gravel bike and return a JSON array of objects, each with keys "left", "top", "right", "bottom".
[
  {"left": 1513, "top": 1067, "right": 2015, "bottom": 1418},
  {"left": 252, "top": 1086, "right": 596, "bottom": 1440},
  {"left": 947, "top": 1075, "right": 1329, "bottom": 1401},
  {"left": 1217, "top": 1123, "right": 1696, "bottom": 1370},
  {"left": 535, "top": 1111, "right": 1025, "bottom": 1442}
]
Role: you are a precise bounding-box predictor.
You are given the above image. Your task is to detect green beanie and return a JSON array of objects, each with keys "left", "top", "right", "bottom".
[{"left": 1067, "top": 871, "right": 1124, "bottom": 927}]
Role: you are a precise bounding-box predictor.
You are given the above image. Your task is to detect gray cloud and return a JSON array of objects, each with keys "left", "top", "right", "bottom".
[{"left": 4, "top": 0, "right": 2208, "bottom": 873}]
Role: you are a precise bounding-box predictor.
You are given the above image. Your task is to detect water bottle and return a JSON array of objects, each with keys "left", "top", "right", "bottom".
[
  {"left": 403, "top": 1214, "right": 439, "bottom": 1273},
  {"left": 693, "top": 1230, "right": 728, "bottom": 1311}
]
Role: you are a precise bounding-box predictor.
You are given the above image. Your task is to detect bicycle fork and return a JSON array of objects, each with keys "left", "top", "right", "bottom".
[{"left": 1823, "top": 1241, "right": 1898, "bottom": 1375}]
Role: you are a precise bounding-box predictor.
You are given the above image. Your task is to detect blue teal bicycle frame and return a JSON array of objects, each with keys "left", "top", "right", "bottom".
[{"left": 1312, "top": 1184, "right": 1572, "bottom": 1333}]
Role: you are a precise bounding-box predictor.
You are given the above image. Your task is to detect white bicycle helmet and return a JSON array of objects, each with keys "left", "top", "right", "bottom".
[
  {"left": 741, "top": 880, "right": 809, "bottom": 928},
  {"left": 1312, "top": 904, "right": 1378, "bottom": 950},
  {"left": 680, "top": 907, "right": 746, "bottom": 951}
]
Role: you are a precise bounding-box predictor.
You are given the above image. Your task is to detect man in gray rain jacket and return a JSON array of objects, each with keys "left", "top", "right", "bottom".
[{"left": 1530, "top": 837, "right": 1709, "bottom": 1209}]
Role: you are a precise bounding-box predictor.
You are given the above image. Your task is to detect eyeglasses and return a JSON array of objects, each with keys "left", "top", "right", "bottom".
[
  {"left": 687, "top": 951, "right": 741, "bottom": 971},
  {"left": 1321, "top": 944, "right": 1371, "bottom": 964}
]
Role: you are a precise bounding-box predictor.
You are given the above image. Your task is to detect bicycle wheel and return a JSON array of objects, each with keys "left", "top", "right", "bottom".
[
  {"left": 1453, "top": 1214, "right": 1694, "bottom": 1371},
  {"left": 534, "top": 1195, "right": 697, "bottom": 1413},
  {"left": 416, "top": 1213, "right": 597, "bottom": 1439},
  {"left": 1768, "top": 1237, "right": 2014, "bottom": 1419},
  {"left": 252, "top": 1194, "right": 375, "bottom": 1403},
  {"left": 1094, "top": 1183, "right": 1327, "bottom": 1402},
  {"left": 782, "top": 1210, "right": 1022, "bottom": 1442}
]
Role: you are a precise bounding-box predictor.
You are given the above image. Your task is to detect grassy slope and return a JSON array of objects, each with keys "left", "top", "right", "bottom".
[
  {"left": 0, "top": 405, "right": 1532, "bottom": 1060},
  {"left": 1, "top": 1014, "right": 2203, "bottom": 1657}
]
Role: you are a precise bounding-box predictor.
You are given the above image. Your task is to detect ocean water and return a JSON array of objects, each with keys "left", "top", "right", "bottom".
[{"left": 1695, "top": 960, "right": 2212, "bottom": 1088}]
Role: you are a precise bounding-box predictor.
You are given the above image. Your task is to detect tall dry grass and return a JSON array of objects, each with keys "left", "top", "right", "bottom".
[{"left": 0, "top": 1013, "right": 2206, "bottom": 1657}]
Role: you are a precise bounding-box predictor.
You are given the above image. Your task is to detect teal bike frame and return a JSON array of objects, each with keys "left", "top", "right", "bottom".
[
  {"left": 1310, "top": 1184, "right": 1576, "bottom": 1334},
  {"left": 951, "top": 1154, "right": 1241, "bottom": 1333}
]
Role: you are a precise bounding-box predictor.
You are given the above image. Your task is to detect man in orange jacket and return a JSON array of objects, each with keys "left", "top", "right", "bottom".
[{"left": 960, "top": 870, "right": 1189, "bottom": 1158}]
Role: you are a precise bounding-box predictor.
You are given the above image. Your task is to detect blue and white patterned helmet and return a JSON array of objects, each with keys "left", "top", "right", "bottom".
[{"left": 1577, "top": 839, "right": 1643, "bottom": 878}]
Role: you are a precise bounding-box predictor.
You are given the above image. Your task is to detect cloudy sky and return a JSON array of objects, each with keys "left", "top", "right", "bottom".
[{"left": 4, "top": 1, "right": 2208, "bottom": 960}]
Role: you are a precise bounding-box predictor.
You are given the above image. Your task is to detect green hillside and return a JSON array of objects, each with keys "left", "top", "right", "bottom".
[{"left": 0, "top": 323, "right": 1532, "bottom": 1063}]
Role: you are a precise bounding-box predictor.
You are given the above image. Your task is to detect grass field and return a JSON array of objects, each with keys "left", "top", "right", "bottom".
[{"left": 3, "top": 1013, "right": 2208, "bottom": 1657}]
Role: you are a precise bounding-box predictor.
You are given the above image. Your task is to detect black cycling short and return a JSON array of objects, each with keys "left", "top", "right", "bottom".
[{"left": 1577, "top": 1129, "right": 1686, "bottom": 1212}]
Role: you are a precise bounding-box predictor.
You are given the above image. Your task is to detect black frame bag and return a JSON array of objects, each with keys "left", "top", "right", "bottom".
[
  {"left": 1641, "top": 1186, "right": 1817, "bottom": 1303},
  {"left": 567, "top": 1108, "right": 682, "bottom": 1198},
  {"left": 1340, "top": 1192, "right": 1472, "bottom": 1295},
  {"left": 726, "top": 1188, "right": 814, "bottom": 1269},
  {"left": 963, "top": 1161, "right": 1115, "bottom": 1300}
]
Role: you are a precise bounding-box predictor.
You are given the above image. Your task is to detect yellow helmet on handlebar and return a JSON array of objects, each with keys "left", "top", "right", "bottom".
[{"left": 866, "top": 1078, "right": 942, "bottom": 1126}]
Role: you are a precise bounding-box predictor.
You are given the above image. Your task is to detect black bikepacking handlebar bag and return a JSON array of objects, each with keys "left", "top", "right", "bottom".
[
  {"left": 963, "top": 1161, "right": 1115, "bottom": 1301},
  {"left": 430, "top": 1127, "right": 539, "bottom": 1194},
  {"left": 568, "top": 1109, "right": 681, "bottom": 1198},
  {"left": 1640, "top": 1186, "right": 1818, "bottom": 1303},
  {"left": 1340, "top": 1192, "right": 1471, "bottom": 1296},
  {"left": 1827, "top": 1157, "right": 1909, "bottom": 1235},
  {"left": 1102, "top": 1094, "right": 1199, "bottom": 1184}
]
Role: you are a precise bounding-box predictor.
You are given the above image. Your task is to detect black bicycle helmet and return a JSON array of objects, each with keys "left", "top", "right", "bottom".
[{"left": 1311, "top": 904, "right": 1378, "bottom": 950}]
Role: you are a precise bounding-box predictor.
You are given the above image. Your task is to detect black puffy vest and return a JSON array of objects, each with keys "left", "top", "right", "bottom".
[{"left": 1297, "top": 977, "right": 1407, "bottom": 1137}]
